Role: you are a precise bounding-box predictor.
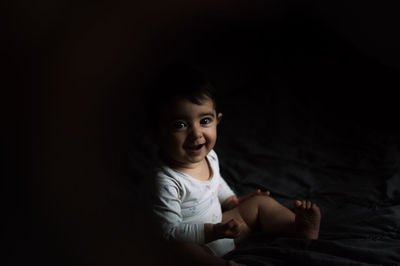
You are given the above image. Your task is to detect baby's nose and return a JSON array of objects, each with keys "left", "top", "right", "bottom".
[{"left": 190, "top": 126, "right": 203, "bottom": 139}]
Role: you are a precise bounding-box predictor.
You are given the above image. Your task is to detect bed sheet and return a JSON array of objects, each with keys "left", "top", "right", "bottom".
[{"left": 215, "top": 93, "right": 400, "bottom": 265}]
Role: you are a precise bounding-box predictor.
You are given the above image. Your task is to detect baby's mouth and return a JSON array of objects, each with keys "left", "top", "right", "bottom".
[{"left": 185, "top": 143, "right": 205, "bottom": 151}]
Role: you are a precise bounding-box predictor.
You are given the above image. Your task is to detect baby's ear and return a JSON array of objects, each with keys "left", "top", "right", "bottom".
[{"left": 217, "top": 113, "right": 223, "bottom": 124}]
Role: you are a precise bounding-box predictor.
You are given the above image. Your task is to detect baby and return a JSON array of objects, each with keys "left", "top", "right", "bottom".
[{"left": 150, "top": 64, "right": 321, "bottom": 264}]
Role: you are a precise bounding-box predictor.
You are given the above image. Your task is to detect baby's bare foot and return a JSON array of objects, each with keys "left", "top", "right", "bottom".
[{"left": 293, "top": 200, "right": 321, "bottom": 239}]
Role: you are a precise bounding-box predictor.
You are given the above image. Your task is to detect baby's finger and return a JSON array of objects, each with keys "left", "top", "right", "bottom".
[
  {"left": 229, "top": 226, "right": 241, "bottom": 237},
  {"left": 239, "top": 193, "right": 254, "bottom": 202},
  {"left": 247, "top": 191, "right": 258, "bottom": 199},
  {"left": 227, "top": 218, "right": 239, "bottom": 228},
  {"left": 233, "top": 196, "right": 240, "bottom": 205}
]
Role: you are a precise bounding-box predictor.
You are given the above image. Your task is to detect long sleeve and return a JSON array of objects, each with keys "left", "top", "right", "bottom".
[
  {"left": 153, "top": 177, "right": 205, "bottom": 243},
  {"left": 217, "top": 176, "right": 236, "bottom": 204}
]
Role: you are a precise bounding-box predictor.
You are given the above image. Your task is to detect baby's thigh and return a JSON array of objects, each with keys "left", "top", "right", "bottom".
[
  {"left": 223, "top": 195, "right": 283, "bottom": 230},
  {"left": 222, "top": 196, "right": 265, "bottom": 230}
]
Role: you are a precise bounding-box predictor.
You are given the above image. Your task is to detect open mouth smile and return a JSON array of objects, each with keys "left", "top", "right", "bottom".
[{"left": 184, "top": 143, "right": 205, "bottom": 153}]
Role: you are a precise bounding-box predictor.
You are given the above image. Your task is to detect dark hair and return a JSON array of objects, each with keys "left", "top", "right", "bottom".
[{"left": 145, "top": 64, "right": 216, "bottom": 130}]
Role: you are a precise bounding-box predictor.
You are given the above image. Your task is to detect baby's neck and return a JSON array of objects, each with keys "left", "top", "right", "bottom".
[
  {"left": 180, "top": 159, "right": 212, "bottom": 181},
  {"left": 163, "top": 156, "right": 212, "bottom": 181}
]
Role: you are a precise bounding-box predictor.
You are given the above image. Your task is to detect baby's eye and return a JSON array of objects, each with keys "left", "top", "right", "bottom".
[
  {"left": 200, "top": 117, "right": 212, "bottom": 125},
  {"left": 172, "top": 121, "right": 187, "bottom": 129}
]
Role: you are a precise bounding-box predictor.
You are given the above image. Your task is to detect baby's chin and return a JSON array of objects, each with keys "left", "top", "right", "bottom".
[{"left": 182, "top": 151, "right": 209, "bottom": 164}]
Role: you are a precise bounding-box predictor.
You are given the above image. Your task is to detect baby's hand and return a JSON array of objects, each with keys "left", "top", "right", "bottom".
[
  {"left": 238, "top": 189, "right": 270, "bottom": 204},
  {"left": 213, "top": 219, "right": 242, "bottom": 239}
]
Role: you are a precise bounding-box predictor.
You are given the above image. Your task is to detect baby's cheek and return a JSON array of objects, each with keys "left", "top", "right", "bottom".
[
  {"left": 169, "top": 135, "right": 184, "bottom": 147},
  {"left": 207, "top": 137, "right": 217, "bottom": 147}
]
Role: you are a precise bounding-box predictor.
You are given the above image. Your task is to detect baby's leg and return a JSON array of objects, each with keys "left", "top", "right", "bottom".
[
  {"left": 223, "top": 195, "right": 295, "bottom": 237},
  {"left": 222, "top": 196, "right": 321, "bottom": 241}
]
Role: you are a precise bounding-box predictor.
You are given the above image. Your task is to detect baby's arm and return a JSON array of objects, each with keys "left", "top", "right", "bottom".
[
  {"left": 154, "top": 178, "right": 241, "bottom": 244},
  {"left": 154, "top": 179, "right": 205, "bottom": 242},
  {"left": 222, "top": 189, "right": 271, "bottom": 211}
]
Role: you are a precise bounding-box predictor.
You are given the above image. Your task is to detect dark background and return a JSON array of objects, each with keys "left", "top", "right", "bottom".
[{"left": 4, "top": 0, "right": 400, "bottom": 265}]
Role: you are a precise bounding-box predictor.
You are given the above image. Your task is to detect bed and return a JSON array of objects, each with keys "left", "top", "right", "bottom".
[
  {"left": 128, "top": 68, "right": 400, "bottom": 265},
  {"left": 129, "top": 84, "right": 400, "bottom": 265},
  {"left": 127, "top": 5, "right": 400, "bottom": 265},
  {"left": 216, "top": 91, "right": 400, "bottom": 265}
]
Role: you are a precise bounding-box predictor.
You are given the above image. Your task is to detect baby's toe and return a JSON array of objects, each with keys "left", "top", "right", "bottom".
[
  {"left": 311, "top": 203, "right": 320, "bottom": 212},
  {"left": 294, "top": 200, "right": 302, "bottom": 208}
]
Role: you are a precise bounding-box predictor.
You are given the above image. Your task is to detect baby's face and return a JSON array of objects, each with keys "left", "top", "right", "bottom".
[{"left": 157, "top": 96, "right": 222, "bottom": 168}]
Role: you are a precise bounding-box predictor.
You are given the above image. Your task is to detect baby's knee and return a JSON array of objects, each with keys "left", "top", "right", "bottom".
[
  {"left": 237, "top": 195, "right": 279, "bottom": 217},
  {"left": 251, "top": 195, "right": 277, "bottom": 205}
]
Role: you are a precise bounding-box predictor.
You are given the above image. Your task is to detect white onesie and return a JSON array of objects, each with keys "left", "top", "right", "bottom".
[{"left": 153, "top": 149, "right": 236, "bottom": 257}]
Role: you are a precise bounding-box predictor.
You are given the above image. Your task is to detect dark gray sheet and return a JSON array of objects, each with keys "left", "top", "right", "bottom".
[{"left": 214, "top": 93, "right": 400, "bottom": 265}]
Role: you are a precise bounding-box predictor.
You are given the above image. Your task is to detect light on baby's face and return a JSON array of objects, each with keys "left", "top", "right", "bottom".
[{"left": 157, "top": 97, "right": 221, "bottom": 168}]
